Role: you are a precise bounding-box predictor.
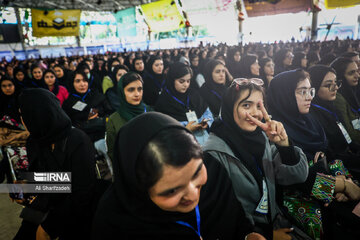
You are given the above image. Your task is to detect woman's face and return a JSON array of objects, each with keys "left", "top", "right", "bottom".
[
  {"left": 134, "top": 59, "right": 145, "bottom": 72},
  {"left": 233, "top": 89, "right": 264, "bottom": 132},
  {"left": 344, "top": 62, "right": 359, "bottom": 87},
  {"left": 174, "top": 73, "right": 191, "bottom": 94},
  {"left": 212, "top": 64, "right": 226, "bottom": 85},
  {"left": 44, "top": 72, "right": 56, "bottom": 87},
  {"left": 73, "top": 74, "right": 88, "bottom": 94},
  {"left": 1, "top": 80, "right": 15, "bottom": 96},
  {"left": 250, "top": 60, "right": 260, "bottom": 76},
  {"left": 295, "top": 78, "right": 313, "bottom": 114},
  {"left": 317, "top": 72, "right": 338, "bottom": 101},
  {"left": 301, "top": 57, "right": 308, "bottom": 68},
  {"left": 191, "top": 57, "right": 199, "bottom": 67},
  {"left": 32, "top": 67, "right": 43, "bottom": 81},
  {"left": 54, "top": 67, "right": 64, "bottom": 78},
  {"left": 234, "top": 51, "right": 241, "bottom": 62},
  {"left": 116, "top": 69, "right": 127, "bottom": 82},
  {"left": 15, "top": 71, "right": 25, "bottom": 82},
  {"left": 283, "top": 51, "right": 294, "bottom": 66},
  {"left": 124, "top": 80, "right": 143, "bottom": 105},
  {"left": 264, "top": 61, "right": 274, "bottom": 76},
  {"left": 149, "top": 158, "right": 207, "bottom": 213},
  {"left": 152, "top": 60, "right": 164, "bottom": 75}
]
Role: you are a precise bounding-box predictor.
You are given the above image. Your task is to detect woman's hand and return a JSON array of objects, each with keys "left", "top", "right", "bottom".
[
  {"left": 36, "top": 225, "right": 50, "bottom": 240},
  {"left": 246, "top": 232, "right": 267, "bottom": 240},
  {"left": 273, "top": 228, "right": 293, "bottom": 240},
  {"left": 313, "top": 151, "right": 325, "bottom": 164},
  {"left": 344, "top": 178, "right": 360, "bottom": 201},
  {"left": 246, "top": 101, "right": 289, "bottom": 147},
  {"left": 185, "top": 121, "right": 202, "bottom": 132}
]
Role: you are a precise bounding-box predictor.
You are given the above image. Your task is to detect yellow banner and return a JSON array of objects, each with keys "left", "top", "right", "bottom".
[
  {"left": 32, "top": 9, "right": 81, "bottom": 37},
  {"left": 141, "top": 0, "right": 185, "bottom": 32},
  {"left": 325, "top": 0, "right": 360, "bottom": 9}
]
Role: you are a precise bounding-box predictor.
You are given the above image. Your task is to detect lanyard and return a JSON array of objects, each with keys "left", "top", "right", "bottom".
[
  {"left": 211, "top": 90, "right": 222, "bottom": 100},
  {"left": 144, "top": 106, "right": 147, "bottom": 113},
  {"left": 31, "top": 81, "right": 39, "bottom": 87},
  {"left": 72, "top": 89, "right": 91, "bottom": 102},
  {"left": 176, "top": 205, "right": 201, "bottom": 239},
  {"left": 351, "top": 107, "right": 360, "bottom": 115},
  {"left": 311, "top": 104, "right": 339, "bottom": 121},
  {"left": 165, "top": 87, "right": 190, "bottom": 110}
]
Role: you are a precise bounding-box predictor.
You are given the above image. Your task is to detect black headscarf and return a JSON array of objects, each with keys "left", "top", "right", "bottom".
[
  {"left": 19, "top": 88, "right": 71, "bottom": 146},
  {"left": 331, "top": 57, "right": 360, "bottom": 113},
  {"left": 267, "top": 69, "right": 328, "bottom": 160},
  {"left": 0, "top": 77, "right": 21, "bottom": 125},
  {"left": 239, "top": 54, "right": 259, "bottom": 78},
  {"left": 42, "top": 69, "right": 60, "bottom": 95},
  {"left": 226, "top": 47, "right": 242, "bottom": 78},
  {"left": 54, "top": 65, "right": 69, "bottom": 87},
  {"left": 308, "top": 65, "right": 351, "bottom": 153},
  {"left": 92, "top": 112, "right": 253, "bottom": 239},
  {"left": 155, "top": 62, "right": 208, "bottom": 121},
  {"left": 13, "top": 66, "right": 28, "bottom": 91},
  {"left": 199, "top": 60, "right": 228, "bottom": 117},
  {"left": 142, "top": 56, "right": 165, "bottom": 106},
  {"left": 210, "top": 84, "right": 266, "bottom": 191}
]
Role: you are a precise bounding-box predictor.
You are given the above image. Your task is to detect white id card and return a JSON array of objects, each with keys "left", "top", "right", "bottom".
[
  {"left": 186, "top": 111, "right": 198, "bottom": 123},
  {"left": 255, "top": 179, "right": 268, "bottom": 214},
  {"left": 337, "top": 122, "right": 352, "bottom": 144},
  {"left": 351, "top": 118, "right": 360, "bottom": 130},
  {"left": 72, "top": 101, "right": 87, "bottom": 111}
]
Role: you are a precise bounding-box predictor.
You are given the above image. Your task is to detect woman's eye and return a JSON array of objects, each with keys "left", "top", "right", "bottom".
[
  {"left": 162, "top": 188, "right": 178, "bottom": 196},
  {"left": 127, "top": 88, "right": 135, "bottom": 92},
  {"left": 242, "top": 104, "right": 250, "bottom": 109}
]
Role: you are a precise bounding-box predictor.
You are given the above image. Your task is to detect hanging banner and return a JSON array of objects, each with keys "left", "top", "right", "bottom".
[
  {"left": 31, "top": 9, "right": 81, "bottom": 37},
  {"left": 244, "top": 0, "right": 313, "bottom": 18},
  {"left": 325, "top": 0, "right": 360, "bottom": 9},
  {"left": 114, "top": 7, "right": 137, "bottom": 37},
  {"left": 181, "top": 0, "right": 217, "bottom": 26},
  {"left": 140, "top": 0, "right": 185, "bottom": 32}
]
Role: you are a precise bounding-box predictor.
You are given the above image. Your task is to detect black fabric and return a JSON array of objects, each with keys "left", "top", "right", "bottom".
[
  {"left": 142, "top": 56, "right": 165, "bottom": 106},
  {"left": 267, "top": 70, "right": 328, "bottom": 161},
  {"left": 13, "top": 67, "right": 28, "bottom": 92},
  {"left": 210, "top": 86, "right": 266, "bottom": 193},
  {"left": 226, "top": 48, "right": 242, "bottom": 78},
  {"left": 18, "top": 88, "right": 97, "bottom": 239},
  {"left": 155, "top": 63, "right": 208, "bottom": 121},
  {"left": 92, "top": 112, "right": 254, "bottom": 239},
  {"left": 0, "top": 77, "right": 21, "bottom": 125}
]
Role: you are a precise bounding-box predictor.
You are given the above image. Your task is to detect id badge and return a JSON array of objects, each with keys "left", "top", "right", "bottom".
[
  {"left": 186, "top": 111, "right": 198, "bottom": 123},
  {"left": 351, "top": 118, "right": 360, "bottom": 130},
  {"left": 337, "top": 122, "right": 352, "bottom": 144},
  {"left": 255, "top": 179, "right": 268, "bottom": 214},
  {"left": 72, "top": 101, "right": 87, "bottom": 111}
]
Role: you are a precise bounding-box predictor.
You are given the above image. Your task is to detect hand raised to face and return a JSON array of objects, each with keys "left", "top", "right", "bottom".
[{"left": 246, "top": 101, "right": 289, "bottom": 147}]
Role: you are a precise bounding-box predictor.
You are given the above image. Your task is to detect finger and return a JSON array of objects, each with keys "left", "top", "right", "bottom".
[
  {"left": 269, "top": 121, "right": 277, "bottom": 135},
  {"left": 259, "top": 100, "right": 271, "bottom": 122},
  {"left": 282, "top": 228, "right": 293, "bottom": 233},
  {"left": 314, "top": 152, "right": 321, "bottom": 164},
  {"left": 245, "top": 112, "right": 268, "bottom": 130}
]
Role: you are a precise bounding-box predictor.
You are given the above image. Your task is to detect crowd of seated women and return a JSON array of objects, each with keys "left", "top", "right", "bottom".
[{"left": 0, "top": 38, "right": 360, "bottom": 240}]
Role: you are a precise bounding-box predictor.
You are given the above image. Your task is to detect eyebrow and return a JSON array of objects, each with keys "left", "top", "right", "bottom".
[{"left": 158, "top": 161, "right": 203, "bottom": 196}]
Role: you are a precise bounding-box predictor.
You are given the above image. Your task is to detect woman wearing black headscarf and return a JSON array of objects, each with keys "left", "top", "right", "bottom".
[
  {"left": 0, "top": 76, "right": 21, "bottom": 125},
  {"left": 62, "top": 71, "right": 113, "bottom": 142},
  {"left": 267, "top": 69, "right": 360, "bottom": 240},
  {"left": 131, "top": 56, "right": 146, "bottom": 78},
  {"left": 274, "top": 48, "right": 293, "bottom": 75},
  {"left": 226, "top": 47, "right": 242, "bottom": 78},
  {"left": 26, "top": 64, "right": 44, "bottom": 88},
  {"left": 199, "top": 59, "right": 229, "bottom": 117},
  {"left": 142, "top": 55, "right": 165, "bottom": 106},
  {"left": 239, "top": 54, "right": 261, "bottom": 79},
  {"left": 104, "top": 65, "right": 129, "bottom": 110},
  {"left": 203, "top": 78, "right": 308, "bottom": 240},
  {"left": 331, "top": 57, "right": 360, "bottom": 144},
  {"left": 16, "top": 88, "right": 96, "bottom": 240},
  {"left": 259, "top": 57, "right": 274, "bottom": 90},
  {"left": 291, "top": 51, "right": 308, "bottom": 70},
  {"left": 308, "top": 65, "right": 360, "bottom": 179},
  {"left": 155, "top": 62, "right": 213, "bottom": 145},
  {"left": 42, "top": 69, "right": 69, "bottom": 106},
  {"left": 92, "top": 112, "right": 265, "bottom": 240},
  {"left": 13, "top": 67, "right": 28, "bottom": 92}
]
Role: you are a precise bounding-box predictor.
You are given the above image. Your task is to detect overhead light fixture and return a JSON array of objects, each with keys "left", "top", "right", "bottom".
[{"left": 97, "top": 0, "right": 102, "bottom": 5}]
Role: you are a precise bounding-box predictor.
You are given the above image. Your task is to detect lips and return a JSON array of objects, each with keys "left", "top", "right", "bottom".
[{"left": 180, "top": 200, "right": 194, "bottom": 206}]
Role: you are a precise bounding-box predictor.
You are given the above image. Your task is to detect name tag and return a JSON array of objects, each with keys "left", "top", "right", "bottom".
[
  {"left": 186, "top": 111, "right": 198, "bottom": 123},
  {"left": 72, "top": 101, "right": 87, "bottom": 111},
  {"left": 255, "top": 179, "right": 268, "bottom": 214},
  {"left": 337, "top": 122, "right": 352, "bottom": 144},
  {"left": 351, "top": 118, "right": 360, "bottom": 130}
]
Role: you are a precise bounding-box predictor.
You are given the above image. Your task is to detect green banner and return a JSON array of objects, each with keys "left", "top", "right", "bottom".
[{"left": 114, "top": 7, "right": 137, "bottom": 37}]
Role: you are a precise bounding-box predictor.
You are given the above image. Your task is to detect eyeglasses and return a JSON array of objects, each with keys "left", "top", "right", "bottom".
[
  {"left": 1, "top": 83, "right": 14, "bottom": 88},
  {"left": 321, "top": 81, "right": 342, "bottom": 91},
  {"left": 231, "top": 78, "right": 264, "bottom": 88},
  {"left": 295, "top": 88, "right": 315, "bottom": 98}
]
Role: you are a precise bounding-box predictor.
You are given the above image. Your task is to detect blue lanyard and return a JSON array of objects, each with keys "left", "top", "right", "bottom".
[
  {"left": 144, "top": 106, "right": 147, "bottom": 113},
  {"left": 72, "top": 89, "right": 91, "bottom": 102},
  {"left": 176, "top": 205, "right": 201, "bottom": 239},
  {"left": 311, "top": 104, "right": 340, "bottom": 122},
  {"left": 148, "top": 73, "right": 165, "bottom": 90},
  {"left": 165, "top": 87, "right": 190, "bottom": 110},
  {"left": 211, "top": 90, "right": 222, "bottom": 100},
  {"left": 351, "top": 107, "right": 360, "bottom": 114},
  {"left": 31, "top": 81, "right": 39, "bottom": 87}
]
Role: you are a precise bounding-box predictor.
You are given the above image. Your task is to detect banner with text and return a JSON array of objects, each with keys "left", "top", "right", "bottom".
[
  {"left": 32, "top": 9, "right": 81, "bottom": 37},
  {"left": 325, "top": 0, "right": 360, "bottom": 9},
  {"left": 141, "top": 0, "right": 185, "bottom": 32}
]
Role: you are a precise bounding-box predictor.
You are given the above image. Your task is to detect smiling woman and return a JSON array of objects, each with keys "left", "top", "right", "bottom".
[{"left": 92, "top": 112, "right": 265, "bottom": 240}]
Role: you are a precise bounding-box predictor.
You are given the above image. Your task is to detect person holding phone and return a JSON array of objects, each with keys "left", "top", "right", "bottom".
[{"left": 155, "top": 62, "right": 214, "bottom": 145}]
